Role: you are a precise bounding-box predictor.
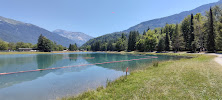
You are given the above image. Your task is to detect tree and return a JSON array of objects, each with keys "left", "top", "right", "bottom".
[
  {"left": 172, "top": 24, "right": 184, "bottom": 52},
  {"left": 101, "top": 43, "right": 107, "bottom": 51},
  {"left": 121, "top": 33, "right": 126, "bottom": 40},
  {"left": 58, "top": 45, "right": 64, "bottom": 51},
  {"left": 52, "top": 42, "right": 59, "bottom": 51},
  {"left": 107, "top": 42, "right": 113, "bottom": 51},
  {"left": 44, "top": 38, "right": 53, "bottom": 52},
  {"left": 74, "top": 43, "right": 78, "bottom": 51},
  {"left": 143, "top": 30, "right": 146, "bottom": 35},
  {"left": 190, "top": 14, "right": 196, "bottom": 52},
  {"left": 0, "top": 40, "right": 8, "bottom": 50},
  {"left": 90, "top": 41, "right": 101, "bottom": 51},
  {"left": 69, "top": 43, "right": 78, "bottom": 51},
  {"left": 168, "top": 24, "right": 175, "bottom": 40},
  {"left": 115, "top": 39, "right": 122, "bottom": 51},
  {"left": 69, "top": 44, "right": 72, "bottom": 51},
  {"left": 37, "top": 34, "right": 53, "bottom": 52},
  {"left": 147, "top": 27, "right": 150, "bottom": 32},
  {"left": 37, "top": 34, "right": 44, "bottom": 51},
  {"left": 15, "top": 42, "right": 28, "bottom": 50},
  {"left": 33, "top": 44, "right": 38, "bottom": 49},
  {"left": 157, "top": 37, "right": 165, "bottom": 52},
  {"left": 181, "top": 16, "right": 191, "bottom": 50},
  {"left": 216, "top": 16, "right": 222, "bottom": 50},
  {"left": 116, "top": 33, "right": 127, "bottom": 51},
  {"left": 211, "top": 6, "right": 222, "bottom": 50},
  {"left": 86, "top": 45, "right": 91, "bottom": 51},
  {"left": 95, "top": 41, "right": 101, "bottom": 51},
  {"left": 116, "top": 39, "right": 125, "bottom": 51},
  {"left": 206, "top": 8, "right": 216, "bottom": 52},
  {"left": 144, "top": 30, "right": 157, "bottom": 52},
  {"left": 164, "top": 24, "right": 170, "bottom": 51},
  {"left": 194, "top": 13, "right": 205, "bottom": 52},
  {"left": 128, "top": 31, "right": 139, "bottom": 51},
  {"left": 136, "top": 39, "right": 145, "bottom": 52},
  {"left": 8, "top": 42, "right": 16, "bottom": 50},
  {"left": 212, "top": 6, "right": 222, "bottom": 22}
]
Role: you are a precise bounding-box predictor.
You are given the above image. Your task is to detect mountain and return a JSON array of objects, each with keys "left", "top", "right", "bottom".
[
  {"left": 82, "top": 32, "right": 123, "bottom": 47},
  {"left": 124, "top": 0, "right": 222, "bottom": 33},
  {"left": 53, "top": 29, "right": 93, "bottom": 46},
  {"left": 0, "top": 16, "right": 82, "bottom": 47},
  {"left": 82, "top": 0, "right": 222, "bottom": 47}
]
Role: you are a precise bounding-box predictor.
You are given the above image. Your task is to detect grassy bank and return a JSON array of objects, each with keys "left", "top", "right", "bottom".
[{"left": 62, "top": 54, "right": 222, "bottom": 100}]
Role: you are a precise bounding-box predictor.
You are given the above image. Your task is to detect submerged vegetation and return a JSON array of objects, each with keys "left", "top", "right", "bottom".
[{"left": 63, "top": 54, "right": 222, "bottom": 100}]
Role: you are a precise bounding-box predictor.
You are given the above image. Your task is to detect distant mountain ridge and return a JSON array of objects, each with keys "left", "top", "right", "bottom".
[
  {"left": 0, "top": 16, "right": 92, "bottom": 47},
  {"left": 82, "top": 0, "right": 222, "bottom": 47},
  {"left": 123, "top": 0, "right": 222, "bottom": 33},
  {"left": 53, "top": 29, "right": 93, "bottom": 46}
]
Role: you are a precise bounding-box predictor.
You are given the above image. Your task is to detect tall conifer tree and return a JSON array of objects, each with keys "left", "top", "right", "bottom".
[
  {"left": 207, "top": 8, "right": 216, "bottom": 52},
  {"left": 190, "top": 14, "right": 196, "bottom": 52},
  {"left": 164, "top": 24, "right": 170, "bottom": 51}
]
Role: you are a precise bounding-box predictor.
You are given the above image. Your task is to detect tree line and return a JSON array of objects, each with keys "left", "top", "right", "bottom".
[
  {"left": 0, "top": 40, "right": 37, "bottom": 51},
  {"left": 88, "top": 6, "right": 222, "bottom": 53},
  {"left": 0, "top": 34, "right": 78, "bottom": 52}
]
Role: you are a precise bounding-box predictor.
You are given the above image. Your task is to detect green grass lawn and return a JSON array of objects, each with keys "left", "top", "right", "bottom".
[{"left": 62, "top": 54, "right": 222, "bottom": 100}]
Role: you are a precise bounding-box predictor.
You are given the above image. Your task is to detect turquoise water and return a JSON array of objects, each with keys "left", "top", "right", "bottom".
[{"left": 0, "top": 52, "right": 183, "bottom": 100}]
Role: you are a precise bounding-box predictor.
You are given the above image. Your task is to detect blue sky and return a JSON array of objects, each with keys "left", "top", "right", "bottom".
[{"left": 0, "top": 0, "right": 218, "bottom": 37}]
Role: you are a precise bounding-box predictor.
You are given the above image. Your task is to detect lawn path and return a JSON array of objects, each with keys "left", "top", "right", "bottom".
[
  {"left": 214, "top": 54, "right": 222, "bottom": 66},
  {"left": 199, "top": 53, "right": 222, "bottom": 66}
]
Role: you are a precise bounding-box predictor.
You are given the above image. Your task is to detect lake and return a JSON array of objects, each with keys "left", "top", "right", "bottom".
[{"left": 0, "top": 52, "right": 183, "bottom": 100}]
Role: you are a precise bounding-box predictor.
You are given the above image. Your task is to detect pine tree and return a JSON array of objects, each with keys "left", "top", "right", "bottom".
[
  {"left": 107, "top": 42, "right": 113, "bottom": 51},
  {"left": 37, "top": 34, "right": 44, "bottom": 51},
  {"left": 74, "top": 43, "right": 78, "bottom": 51},
  {"left": 147, "top": 27, "right": 150, "bottom": 32},
  {"left": 37, "top": 34, "right": 53, "bottom": 52},
  {"left": 172, "top": 24, "right": 184, "bottom": 52},
  {"left": 160, "top": 29, "right": 163, "bottom": 34},
  {"left": 95, "top": 41, "right": 101, "bottom": 51},
  {"left": 69, "top": 44, "right": 72, "bottom": 51},
  {"left": 128, "top": 31, "right": 139, "bottom": 51},
  {"left": 190, "top": 14, "right": 196, "bottom": 52},
  {"left": 157, "top": 37, "right": 165, "bottom": 52},
  {"left": 143, "top": 30, "right": 146, "bottom": 35},
  {"left": 181, "top": 16, "right": 191, "bottom": 50},
  {"left": 164, "top": 24, "right": 170, "bottom": 51},
  {"left": 216, "top": 16, "right": 222, "bottom": 50},
  {"left": 206, "top": 8, "right": 216, "bottom": 52},
  {"left": 168, "top": 24, "right": 175, "bottom": 40}
]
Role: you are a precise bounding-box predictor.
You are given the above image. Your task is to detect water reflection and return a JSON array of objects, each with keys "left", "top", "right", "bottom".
[
  {"left": 0, "top": 52, "right": 185, "bottom": 100},
  {"left": 0, "top": 55, "right": 36, "bottom": 72},
  {"left": 84, "top": 53, "right": 180, "bottom": 71},
  {"left": 0, "top": 53, "right": 183, "bottom": 89},
  {"left": 68, "top": 54, "right": 78, "bottom": 61},
  {"left": 37, "top": 54, "right": 64, "bottom": 69}
]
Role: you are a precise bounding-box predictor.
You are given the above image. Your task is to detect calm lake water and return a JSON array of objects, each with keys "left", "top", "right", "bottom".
[{"left": 0, "top": 52, "right": 183, "bottom": 100}]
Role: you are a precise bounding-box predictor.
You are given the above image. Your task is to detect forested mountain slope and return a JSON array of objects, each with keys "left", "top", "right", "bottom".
[{"left": 82, "top": 0, "right": 222, "bottom": 47}]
